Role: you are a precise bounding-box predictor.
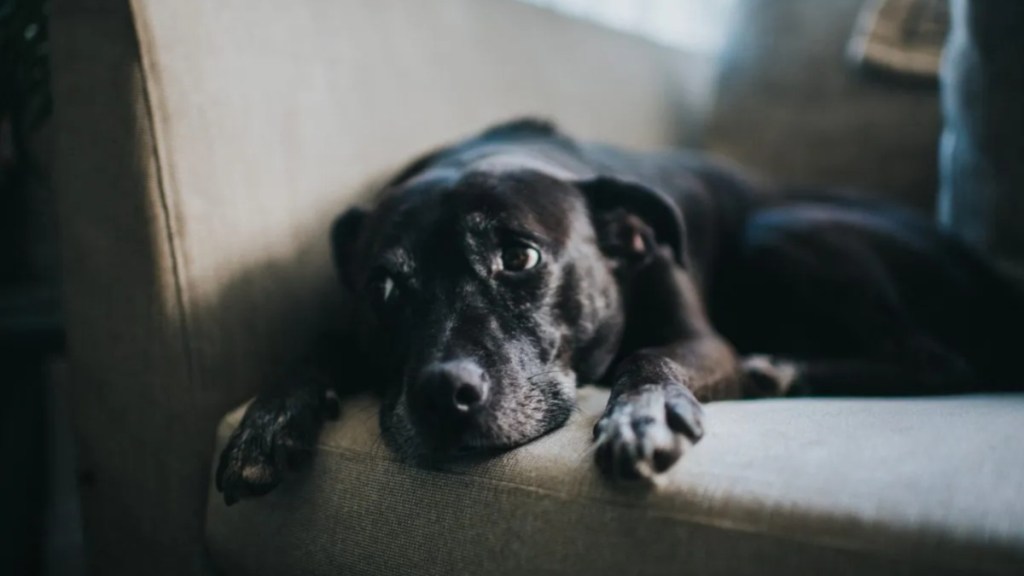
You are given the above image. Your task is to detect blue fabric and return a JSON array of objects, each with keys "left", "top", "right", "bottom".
[{"left": 939, "top": 0, "right": 1024, "bottom": 265}]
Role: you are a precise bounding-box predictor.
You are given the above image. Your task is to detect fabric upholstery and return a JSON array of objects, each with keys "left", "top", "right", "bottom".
[
  {"left": 51, "top": 0, "right": 714, "bottom": 574},
  {"left": 207, "top": 388, "right": 1024, "bottom": 576}
]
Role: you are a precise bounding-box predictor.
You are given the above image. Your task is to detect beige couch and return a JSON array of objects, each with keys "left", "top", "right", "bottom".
[{"left": 53, "top": 0, "right": 1024, "bottom": 575}]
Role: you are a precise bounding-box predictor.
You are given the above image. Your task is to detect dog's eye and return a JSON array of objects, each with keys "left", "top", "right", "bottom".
[{"left": 500, "top": 245, "right": 541, "bottom": 272}]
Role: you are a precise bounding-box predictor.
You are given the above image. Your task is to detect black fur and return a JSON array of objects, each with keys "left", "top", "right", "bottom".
[{"left": 217, "top": 118, "right": 1024, "bottom": 503}]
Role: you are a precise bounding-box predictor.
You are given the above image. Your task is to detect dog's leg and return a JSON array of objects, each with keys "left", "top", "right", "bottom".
[
  {"left": 594, "top": 249, "right": 742, "bottom": 480},
  {"left": 741, "top": 341, "right": 978, "bottom": 398},
  {"left": 215, "top": 332, "right": 371, "bottom": 505}
]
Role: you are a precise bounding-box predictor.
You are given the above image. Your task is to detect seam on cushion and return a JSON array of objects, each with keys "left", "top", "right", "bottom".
[
  {"left": 126, "top": 0, "right": 199, "bottom": 389},
  {"left": 306, "top": 443, "right": 1016, "bottom": 575}
]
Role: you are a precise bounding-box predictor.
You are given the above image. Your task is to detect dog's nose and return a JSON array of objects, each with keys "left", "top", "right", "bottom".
[{"left": 417, "top": 360, "right": 489, "bottom": 415}]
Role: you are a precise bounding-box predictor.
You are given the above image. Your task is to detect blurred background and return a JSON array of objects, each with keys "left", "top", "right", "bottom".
[
  {"left": 2, "top": 0, "right": 1020, "bottom": 575},
  {"left": 2, "top": 0, "right": 71, "bottom": 575}
]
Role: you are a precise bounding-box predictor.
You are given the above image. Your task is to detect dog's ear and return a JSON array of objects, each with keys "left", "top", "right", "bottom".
[
  {"left": 478, "top": 117, "right": 559, "bottom": 140},
  {"left": 331, "top": 207, "right": 368, "bottom": 292},
  {"left": 576, "top": 176, "right": 687, "bottom": 267},
  {"left": 385, "top": 147, "right": 446, "bottom": 187}
]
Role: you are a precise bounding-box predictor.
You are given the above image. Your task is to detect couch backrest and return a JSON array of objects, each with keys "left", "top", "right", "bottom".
[{"left": 52, "top": 0, "right": 713, "bottom": 573}]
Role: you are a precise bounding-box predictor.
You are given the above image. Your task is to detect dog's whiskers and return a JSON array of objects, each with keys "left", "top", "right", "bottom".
[{"left": 526, "top": 369, "right": 564, "bottom": 382}]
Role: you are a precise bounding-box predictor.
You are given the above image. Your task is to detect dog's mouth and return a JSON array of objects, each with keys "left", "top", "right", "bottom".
[
  {"left": 390, "top": 422, "right": 524, "bottom": 468},
  {"left": 410, "top": 414, "right": 531, "bottom": 459},
  {"left": 426, "top": 443, "right": 514, "bottom": 466},
  {"left": 410, "top": 424, "right": 567, "bottom": 469},
  {"left": 416, "top": 425, "right": 495, "bottom": 457},
  {"left": 380, "top": 386, "right": 576, "bottom": 466}
]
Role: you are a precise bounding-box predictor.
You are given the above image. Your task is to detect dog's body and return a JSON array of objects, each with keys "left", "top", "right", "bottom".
[{"left": 217, "top": 120, "right": 1024, "bottom": 504}]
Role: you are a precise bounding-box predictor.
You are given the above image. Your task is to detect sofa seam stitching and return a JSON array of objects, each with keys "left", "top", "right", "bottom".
[{"left": 126, "top": 0, "right": 199, "bottom": 389}]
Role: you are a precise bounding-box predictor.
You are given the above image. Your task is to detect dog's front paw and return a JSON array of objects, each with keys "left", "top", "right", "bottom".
[
  {"left": 215, "top": 396, "right": 322, "bottom": 506},
  {"left": 592, "top": 384, "right": 704, "bottom": 481}
]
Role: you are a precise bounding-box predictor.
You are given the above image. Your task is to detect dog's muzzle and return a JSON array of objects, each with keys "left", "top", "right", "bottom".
[{"left": 408, "top": 359, "right": 491, "bottom": 450}]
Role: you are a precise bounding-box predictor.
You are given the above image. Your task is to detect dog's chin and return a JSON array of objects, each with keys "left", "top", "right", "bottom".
[
  {"left": 378, "top": 396, "right": 575, "bottom": 468},
  {"left": 422, "top": 444, "right": 514, "bottom": 467}
]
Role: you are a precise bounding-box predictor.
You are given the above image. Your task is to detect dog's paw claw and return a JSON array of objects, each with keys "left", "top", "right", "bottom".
[
  {"left": 665, "top": 395, "right": 704, "bottom": 440},
  {"left": 593, "top": 384, "right": 704, "bottom": 481},
  {"left": 216, "top": 430, "right": 286, "bottom": 506},
  {"left": 215, "top": 399, "right": 318, "bottom": 506}
]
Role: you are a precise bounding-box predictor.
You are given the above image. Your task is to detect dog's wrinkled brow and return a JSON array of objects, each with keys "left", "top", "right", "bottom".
[{"left": 462, "top": 212, "right": 491, "bottom": 233}]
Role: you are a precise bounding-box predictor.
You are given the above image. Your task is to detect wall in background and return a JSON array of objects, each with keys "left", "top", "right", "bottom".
[{"left": 516, "top": 0, "right": 739, "bottom": 54}]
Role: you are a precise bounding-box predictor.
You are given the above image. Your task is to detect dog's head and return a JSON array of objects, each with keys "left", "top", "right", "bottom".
[{"left": 332, "top": 126, "right": 685, "bottom": 463}]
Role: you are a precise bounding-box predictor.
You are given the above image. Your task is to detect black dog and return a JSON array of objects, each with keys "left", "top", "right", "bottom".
[{"left": 216, "top": 119, "right": 1024, "bottom": 504}]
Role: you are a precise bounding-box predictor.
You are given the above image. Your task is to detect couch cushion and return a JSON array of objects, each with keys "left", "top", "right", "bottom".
[{"left": 206, "top": 388, "right": 1024, "bottom": 576}]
